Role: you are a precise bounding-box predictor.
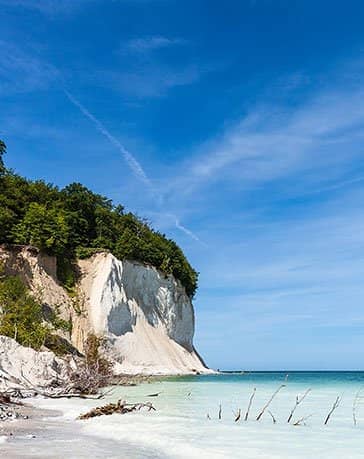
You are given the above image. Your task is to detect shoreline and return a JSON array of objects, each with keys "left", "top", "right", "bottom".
[{"left": 0, "top": 395, "right": 166, "bottom": 459}]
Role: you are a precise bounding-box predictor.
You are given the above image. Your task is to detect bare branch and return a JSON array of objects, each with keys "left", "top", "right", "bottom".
[
  {"left": 287, "top": 388, "right": 311, "bottom": 423},
  {"left": 268, "top": 410, "right": 276, "bottom": 424},
  {"left": 244, "top": 387, "right": 256, "bottom": 421},
  {"left": 293, "top": 414, "right": 314, "bottom": 426},
  {"left": 352, "top": 388, "right": 364, "bottom": 427},
  {"left": 256, "top": 385, "right": 286, "bottom": 421},
  {"left": 324, "top": 396, "right": 341, "bottom": 425}
]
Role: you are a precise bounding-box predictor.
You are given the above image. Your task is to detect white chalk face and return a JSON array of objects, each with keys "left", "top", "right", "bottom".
[{"left": 81, "top": 253, "right": 207, "bottom": 375}]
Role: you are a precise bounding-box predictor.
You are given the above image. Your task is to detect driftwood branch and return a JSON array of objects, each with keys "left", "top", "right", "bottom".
[
  {"left": 324, "top": 396, "right": 341, "bottom": 425},
  {"left": 256, "top": 385, "right": 286, "bottom": 421},
  {"left": 293, "top": 413, "right": 313, "bottom": 426},
  {"left": 287, "top": 388, "right": 311, "bottom": 423},
  {"left": 352, "top": 389, "right": 364, "bottom": 427},
  {"left": 268, "top": 410, "right": 276, "bottom": 424},
  {"left": 244, "top": 388, "right": 256, "bottom": 421},
  {"left": 78, "top": 399, "right": 156, "bottom": 420}
]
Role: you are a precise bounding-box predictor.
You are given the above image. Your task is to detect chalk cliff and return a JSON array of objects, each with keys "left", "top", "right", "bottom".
[
  {"left": 74, "top": 253, "right": 208, "bottom": 375},
  {"left": 0, "top": 246, "right": 209, "bottom": 376}
]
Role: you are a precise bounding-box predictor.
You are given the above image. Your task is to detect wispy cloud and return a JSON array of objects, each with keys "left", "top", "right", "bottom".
[
  {"left": 107, "top": 64, "right": 203, "bottom": 98},
  {"left": 0, "top": 0, "right": 92, "bottom": 15},
  {"left": 122, "top": 36, "right": 186, "bottom": 54},
  {"left": 0, "top": 41, "right": 58, "bottom": 94},
  {"left": 168, "top": 74, "right": 364, "bottom": 198}
]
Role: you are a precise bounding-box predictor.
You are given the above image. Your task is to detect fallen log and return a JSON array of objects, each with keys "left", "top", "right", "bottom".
[{"left": 78, "top": 399, "right": 156, "bottom": 420}]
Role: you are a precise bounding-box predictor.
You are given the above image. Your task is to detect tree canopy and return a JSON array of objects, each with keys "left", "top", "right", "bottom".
[{"left": 0, "top": 141, "right": 198, "bottom": 297}]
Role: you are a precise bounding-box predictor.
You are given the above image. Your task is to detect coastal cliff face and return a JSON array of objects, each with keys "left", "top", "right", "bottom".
[
  {"left": 0, "top": 246, "right": 209, "bottom": 376},
  {"left": 75, "top": 253, "right": 208, "bottom": 375}
]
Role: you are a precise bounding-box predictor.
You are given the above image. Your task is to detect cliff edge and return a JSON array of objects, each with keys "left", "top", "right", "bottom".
[{"left": 0, "top": 246, "right": 210, "bottom": 376}]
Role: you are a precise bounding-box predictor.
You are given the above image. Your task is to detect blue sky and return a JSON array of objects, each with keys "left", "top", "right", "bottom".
[{"left": 1, "top": 0, "right": 364, "bottom": 370}]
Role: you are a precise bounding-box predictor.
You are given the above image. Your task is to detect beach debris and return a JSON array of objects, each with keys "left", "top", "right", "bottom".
[
  {"left": 244, "top": 387, "right": 256, "bottom": 421},
  {"left": 287, "top": 388, "right": 311, "bottom": 423},
  {"left": 268, "top": 410, "right": 276, "bottom": 424},
  {"left": 352, "top": 389, "right": 364, "bottom": 427},
  {"left": 218, "top": 403, "right": 222, "bottom": 420},
  {"left": 207, "top": 413, "right": 211, "bottom": 420},
  {"left": 78, "top": 399, "right": 156, "bottom": 420},
  {"left": 234, "top": 409, "right": 241, "bottom": 422},
  {"left": 293, "top": 414, "right": 313, "bottom": 426},
  {"left": 146, "top": 392, "right": 162, "bottom": 397},
  {"left": 0, "top": 391, "right": 24, "bottom": 422},
  {"left": 256, "top": 384, "right": 286, "bottom": 421},
  {"left": 324, "top": 395, "right": 341, "bottom": 425}
]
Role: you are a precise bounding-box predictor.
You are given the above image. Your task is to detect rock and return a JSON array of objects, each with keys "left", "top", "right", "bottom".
[{"left": 0, "top": 336, "right": 69, "bottom": 390}]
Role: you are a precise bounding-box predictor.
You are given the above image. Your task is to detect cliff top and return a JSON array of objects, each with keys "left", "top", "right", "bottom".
[{"left": 0, "top": 141, "right": 198, "bottom": 297}]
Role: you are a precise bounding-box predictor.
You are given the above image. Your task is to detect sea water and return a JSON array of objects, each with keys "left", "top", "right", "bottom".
[{"left": 5, "top": 372, "right": 364, "bottom": 458}]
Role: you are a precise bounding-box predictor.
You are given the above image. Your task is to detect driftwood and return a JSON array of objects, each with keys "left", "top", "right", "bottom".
[
  {"left": 268, "top": 410, "right": 276, "bottom": 424},
  {"left": 78, "top": 399, "right": 156, "bottom": 420},
  {"left": 256, "top": 385, "right": 286, "bottom": 421},
  {"left": 287, "top": 389, "right": 311, "bottom": 423},
  {"left": 324, "top": 396, "right": 341, "bottom": 425},
  {"left": 293, "top": 414, "right": 313, "bottom": 426},
  {"left": 0, "top": 393, "right": 13, "bottom": 405},
  {"left": 352, "top": 389, "right": 364, "bottom": 427},
  {"left": 234, "top": 409, "right": 241, "bottom": 422},
  {"left": 218, "top": 403, "right": 222, "bottom": 420},
  {"left": 245, "top": 388, "right": 256, "bottom": 421},
  {"left": 146, "top": 392, "right": 162, "bottom": 397}
]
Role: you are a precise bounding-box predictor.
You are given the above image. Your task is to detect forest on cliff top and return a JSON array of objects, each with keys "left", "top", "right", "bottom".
[{"left": 0, "top": 141, "right": 198, "bottom": 297}]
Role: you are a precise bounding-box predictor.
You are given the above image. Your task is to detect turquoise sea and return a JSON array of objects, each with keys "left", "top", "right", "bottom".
[{"left": 4, "top": 372, "right": 364, "bottom": 458}]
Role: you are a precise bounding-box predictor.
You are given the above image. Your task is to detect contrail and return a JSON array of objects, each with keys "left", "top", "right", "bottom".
[
  {"left": 175, "top": 218, "right": 200, "bottom": 241},
  {"left": 64, "top": 89, "right": 203, "bottom": 244},
  {"left": 175, "top": 218, "right": 205, "bottom": 245},
  {"left": 64, "top": 89, "right": 151, "bottom": 188}
]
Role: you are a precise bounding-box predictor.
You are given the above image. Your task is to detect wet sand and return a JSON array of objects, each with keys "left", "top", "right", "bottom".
[{"left": 0, "top": 400, "right": 165, "bottom": 459}]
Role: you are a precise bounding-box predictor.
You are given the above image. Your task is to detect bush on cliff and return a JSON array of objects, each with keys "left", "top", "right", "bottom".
[{"left": 0, "top": 260, "right": 72, "bottom": 352}]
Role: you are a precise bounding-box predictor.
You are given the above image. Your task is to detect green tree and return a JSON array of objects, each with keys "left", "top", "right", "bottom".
[
  {"left": 0, "top": 276, "right": 49, "bottom": 350},
  {"left": 0, "top": 141, "right": 199, "bottom": 297},
  {"left": 0, "top": 140, "right": 5, "bottom": 174},
  {"left": 13, "top": 203, "right": 70, "bottom": 256}
]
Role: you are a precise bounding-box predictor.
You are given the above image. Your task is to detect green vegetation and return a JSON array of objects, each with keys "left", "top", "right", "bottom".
[
  {"left": 0, "top": 141, "right": 198, "bottom": 296},
  {"left": 0, "top": 271, "right": 70, "bottom": 353}
]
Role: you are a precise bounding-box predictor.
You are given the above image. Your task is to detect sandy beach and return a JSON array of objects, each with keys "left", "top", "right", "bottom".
[{"left": 0, "top": 399, "right": 165, "bottom": 459}]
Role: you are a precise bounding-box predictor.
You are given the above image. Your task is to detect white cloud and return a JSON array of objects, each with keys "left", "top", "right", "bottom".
[
  {"left": 0, "top": 41, "right": 58, "bottom": 94},
  {"left": 122, "top": 36, "right": 186, "bottom": 53},
  {"left": 167, "top": 71, "right": 364, "bottom": 198}
]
